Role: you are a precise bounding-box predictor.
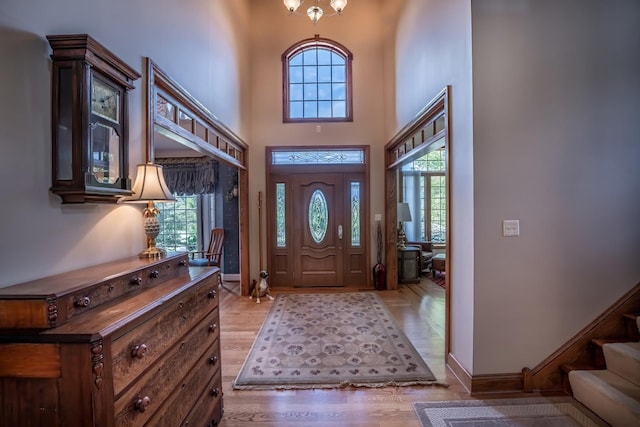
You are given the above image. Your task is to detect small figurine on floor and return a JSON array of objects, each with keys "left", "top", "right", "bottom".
[{"left": 249, "top": 270, "right": 274, "bottom": 304}]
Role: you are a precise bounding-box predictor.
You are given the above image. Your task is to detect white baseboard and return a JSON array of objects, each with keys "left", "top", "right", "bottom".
[{"left": 222, "top": 273, "right": 240, "bottom": 281}]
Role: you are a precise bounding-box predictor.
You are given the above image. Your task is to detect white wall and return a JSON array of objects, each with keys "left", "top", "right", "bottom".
[
  {"left": 394, "top": 0, "right": 476, "bottom": 374},
  {"left": 394, "top": 0, "right": 640, "bottom": 377},
  {"left": 472, "top": 0, "right": 640, "bottom": 373},
  {"left": 247, "top": 0, "right": 390, "bottom": 278},
  {"left": 0, "top": 0, "right": 250, "bottom": 287}
]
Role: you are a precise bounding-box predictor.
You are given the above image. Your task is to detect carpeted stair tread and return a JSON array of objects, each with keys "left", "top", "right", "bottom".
[
  {"left": 592, "top": 337, "right": 635, "bottom": 347},
  {"left": 561, "top": 362, "right": 598, "bottom": 374},
  {"left": 569, "top": 369, "right": 640, "bottom": 427},
  {"left": 603, "top": 341, "right": 640, "bottom": 387}
]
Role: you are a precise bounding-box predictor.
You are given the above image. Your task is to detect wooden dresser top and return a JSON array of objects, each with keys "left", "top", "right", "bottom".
[{"left": 0, "top": 254, "right": 187, "bottom": 298}]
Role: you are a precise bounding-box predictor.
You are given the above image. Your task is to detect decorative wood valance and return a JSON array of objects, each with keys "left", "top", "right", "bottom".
[
  {"left": 147, "top": 59, "right": 247, "bottom": 170},
  {"left": 156, "top": 156, "right": 217, "bottom": 195}
]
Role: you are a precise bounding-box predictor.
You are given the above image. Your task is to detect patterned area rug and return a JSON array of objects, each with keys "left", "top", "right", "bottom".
[
  {"left": 413, "top": 397, "right": 607, "bottom": 426},
  {"left": 232, "top": 292, "right": 443, "bottom": 390}
]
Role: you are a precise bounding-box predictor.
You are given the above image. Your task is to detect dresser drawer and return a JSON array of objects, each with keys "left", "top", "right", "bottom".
[
  {"left": 181, "top": 369, "right": 224, "bottom": 427},
  {"left": 63, "top": 258, "right": 189, "bottom": 321},
  {"left": 111, "top": 274, "right": 219, "bottom": 397},
  {"left": 114, "top": 325, "right": 220, "bottom": 426},
  {"left": 0, "top": 254, "right": 190, "bottom": 330},
  {"left": 145, "top": 344, "right": 222, "bottom": 427}
]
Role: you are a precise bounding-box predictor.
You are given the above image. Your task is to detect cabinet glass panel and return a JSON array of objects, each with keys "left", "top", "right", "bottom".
[
  {"left": 91, "top": 123, "right": 120, "bottom": 184},
  {"left": 91, "top": 77, "right": 119, "bottom": 123},
  {"left": 57, "top": 68, "right": 73, "bottom": 180}
]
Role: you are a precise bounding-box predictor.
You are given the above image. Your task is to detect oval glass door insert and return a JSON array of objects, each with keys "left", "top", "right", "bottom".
[{"left": 309, "top": 189, "right": 328, "bottom": 243}]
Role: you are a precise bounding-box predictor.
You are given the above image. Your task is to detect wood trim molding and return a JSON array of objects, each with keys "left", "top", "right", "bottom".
[
  {"left": 447, "top": 281, "right": 640, "bottom": 395},
  {"left": 522, "top": 281, "right": 640, "bottom": 393},
  {"left": 145, "top": 58, "right": 251, "bottom": 296},
  {"left": 146, "top": 58, "right": 247, "bottom": 168},
  {"left": 471, "top": 373, "right": 524, "bottom": 395},
  {"left": 448, "top": 352, "right": 532, "bottom": 395},
  {"left": 446, "top": 352, "right": 471, "bottom": 393}
]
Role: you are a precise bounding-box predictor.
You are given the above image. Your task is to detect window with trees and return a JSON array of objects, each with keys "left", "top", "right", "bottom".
[
  {"left": 402, "top": 148, "right": 446, "bottom": 244},
  {"left": 282, "top": 35, "right": 353, "bottom": 122},
  {"left": 156, "top": 194, "right": 216, "bottom": 252}
]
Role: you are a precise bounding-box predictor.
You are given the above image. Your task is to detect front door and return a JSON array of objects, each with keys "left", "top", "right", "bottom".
[
  {"left": 293, "top": 174, "right": 344, "bottom": 287},
  {"left": 267, "top": 148, "right": 369, "bottom": 289}
]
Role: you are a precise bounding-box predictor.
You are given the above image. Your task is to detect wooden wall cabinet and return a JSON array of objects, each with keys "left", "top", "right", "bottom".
[
  {"left": 47, "top": 34, "right": 141, "bottom": 204},
  {"left": 0, "top": 253, "right": 223, "bottom": 427}
]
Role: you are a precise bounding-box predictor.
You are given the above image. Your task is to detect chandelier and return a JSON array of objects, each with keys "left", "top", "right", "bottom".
[{"left": 283, "top": 0, "right": 348, "bottom": 25}]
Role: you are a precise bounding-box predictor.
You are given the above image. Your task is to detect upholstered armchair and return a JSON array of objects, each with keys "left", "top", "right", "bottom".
[{"left": 406, "top": 241, "right": 433, "bottom": 274}]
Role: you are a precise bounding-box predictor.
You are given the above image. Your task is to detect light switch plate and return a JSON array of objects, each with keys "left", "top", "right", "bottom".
[
  {"left": 503, "top": 220, "right": 520, "bottom": 237},
  {"left": 374, "top": 213, "right": 382, "bottom": 221}
]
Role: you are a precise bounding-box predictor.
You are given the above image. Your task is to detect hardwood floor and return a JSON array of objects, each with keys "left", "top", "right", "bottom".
[{"left": 216, "top": 278, "right": 469, "bottom": 426}]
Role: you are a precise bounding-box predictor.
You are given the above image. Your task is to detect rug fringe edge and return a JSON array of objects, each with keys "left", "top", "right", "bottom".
[{"left": 232, "top": 379, "right": 449, "bottom": 391}]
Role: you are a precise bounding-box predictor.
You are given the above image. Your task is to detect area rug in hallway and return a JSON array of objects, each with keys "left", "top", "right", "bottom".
[
  {"left": 232, "top": 292, "right": 444, "bottom": 390},
  {"left": 413, "top": 397, "right": 607, "bottom": 426}
]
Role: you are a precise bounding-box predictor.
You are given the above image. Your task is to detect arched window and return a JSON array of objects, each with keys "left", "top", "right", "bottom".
[{"left": 282, "top": 35, "right": 353, "bottom": 122}]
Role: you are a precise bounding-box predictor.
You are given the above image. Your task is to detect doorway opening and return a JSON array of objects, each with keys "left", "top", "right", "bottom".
[{"left": 384, "top": 86, "right": 451, "bottom": 359}]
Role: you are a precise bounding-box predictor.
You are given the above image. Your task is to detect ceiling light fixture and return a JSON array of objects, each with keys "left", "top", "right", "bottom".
[{"left": 284, "top": 0, "right": 348, "bottom": 25}]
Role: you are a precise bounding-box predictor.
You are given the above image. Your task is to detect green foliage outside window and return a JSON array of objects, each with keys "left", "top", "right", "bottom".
[{"left": 157, "top": 195, "right": 199, "bottom": 252}]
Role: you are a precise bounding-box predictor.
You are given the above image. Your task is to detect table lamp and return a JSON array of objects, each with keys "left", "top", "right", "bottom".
[
  {"left": 122, "top": 162, "right": 175, "bottom": 258},
  {"left": 397, "top": 202, "right": 412, "bottom": 249}
]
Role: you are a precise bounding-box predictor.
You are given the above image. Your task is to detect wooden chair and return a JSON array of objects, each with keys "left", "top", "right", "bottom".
[
  {"left": 189, "top": 228, "right": 224, "bottom": 268},
  {"left": 407, "top": 241, "right": 433, "bottom": 275}
]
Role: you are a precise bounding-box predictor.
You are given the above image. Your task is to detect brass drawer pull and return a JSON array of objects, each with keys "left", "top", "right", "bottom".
[
  {"left": 209, "top": 356, "right": 218, "bottom": 366},
  {"left": 134, "top": 396, "right": 151, "bottom": 413},
  {"left": 150, "top": 270, "right": 160, "bottom": 279},
  {"left": 208, "top": 290, "right": 217, "bottom": 299},
  {"left": 130, "top": 276, "right": 143, "bottom": 286},
  {"left": 74, "top": 297, "right": 91, "bottom": 307},
  {"left": 131, "top": 344, "right": 148, "bottom": 359}
]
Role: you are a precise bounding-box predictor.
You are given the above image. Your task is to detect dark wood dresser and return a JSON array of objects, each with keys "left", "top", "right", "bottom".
[{"left": 0, "top": 253, "right": 223, "bottom": 427}]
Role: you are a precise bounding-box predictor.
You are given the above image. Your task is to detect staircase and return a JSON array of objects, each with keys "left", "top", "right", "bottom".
[{"left": 565, "top": 314, "right": 640, "bottom": 426}]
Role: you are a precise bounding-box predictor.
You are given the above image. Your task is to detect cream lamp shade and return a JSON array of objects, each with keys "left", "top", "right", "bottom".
[
  {"left": 124, "top": 163, "right": 175, "bottom": 203},
  {"left": 123, "top": 163, "right": 175, "bottom": 258}
]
